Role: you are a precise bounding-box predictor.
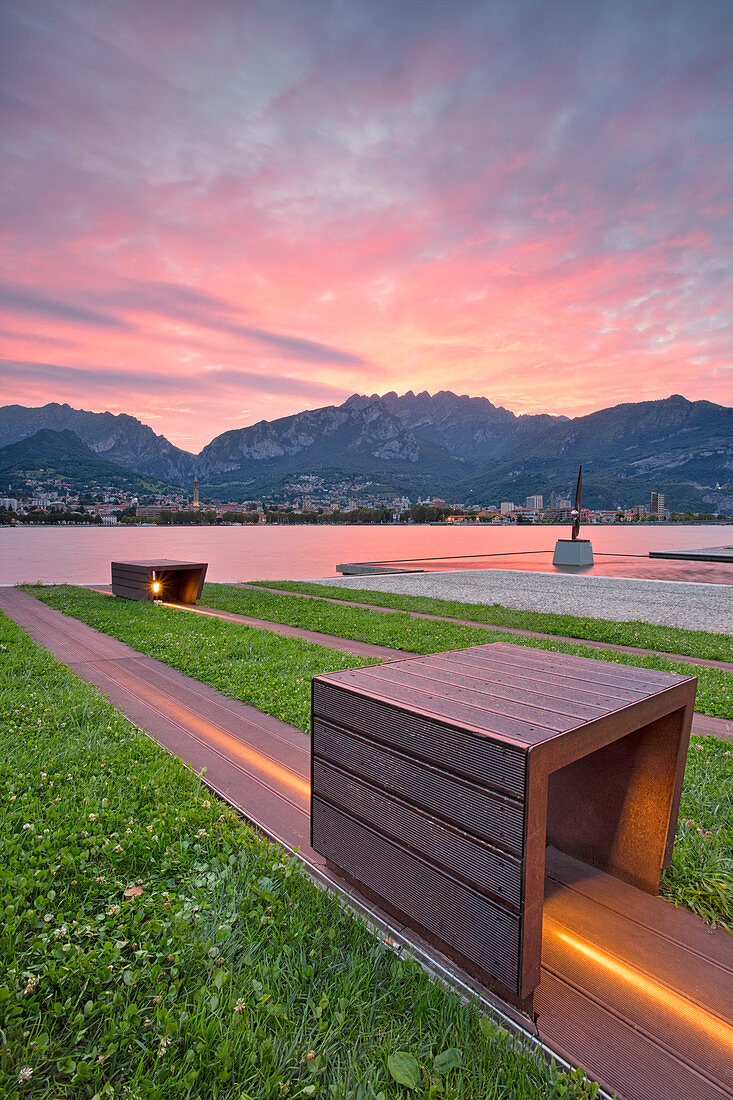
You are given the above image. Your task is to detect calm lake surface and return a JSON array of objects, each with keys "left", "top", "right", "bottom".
[{"left": 0, "top": 523, "right": 730, "bottom": 585}]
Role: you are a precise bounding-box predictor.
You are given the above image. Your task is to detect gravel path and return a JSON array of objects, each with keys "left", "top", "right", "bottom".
[{"left": 308, "top": 568, "right": 733, "bottom": 634}]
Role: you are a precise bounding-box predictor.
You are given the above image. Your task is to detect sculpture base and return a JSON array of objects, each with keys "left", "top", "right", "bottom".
[{"left": 553, "top": 539, "right": 594, "bottom": 566}]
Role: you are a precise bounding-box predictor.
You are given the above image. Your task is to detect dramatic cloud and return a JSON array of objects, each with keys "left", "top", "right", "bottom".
[
  {"left": 0, "top": 284, "right": 129, "bottom": 329},
  {"left": 1, "top": 0, "right": 730, "bottom": 448},
  {"left": 0, "top": 357, "right": 348, "bottom": 405}
]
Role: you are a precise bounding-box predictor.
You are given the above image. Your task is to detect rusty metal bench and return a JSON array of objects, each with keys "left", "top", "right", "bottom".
[{"left": 310, "top": 642, "right": 696, "bottom": 1012}]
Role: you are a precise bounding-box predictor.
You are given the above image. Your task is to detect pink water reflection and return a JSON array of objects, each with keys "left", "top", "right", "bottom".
[{"left": 0, "top": 523, "right": 731, "bottom": 586}]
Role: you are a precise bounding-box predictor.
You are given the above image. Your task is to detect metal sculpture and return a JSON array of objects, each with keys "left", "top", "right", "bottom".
[{"left": 571, "top": 465, "right": 582, "bottom": 541}]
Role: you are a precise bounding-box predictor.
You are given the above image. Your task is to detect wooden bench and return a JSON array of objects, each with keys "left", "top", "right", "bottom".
[
  {"left": 310, "top": 642, "right": 696, "bottom": 1011},
  {"left": 111, "top": 559, "right": 208, "bottom": 604}
]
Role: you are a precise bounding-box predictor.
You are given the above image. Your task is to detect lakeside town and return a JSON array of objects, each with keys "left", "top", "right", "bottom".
[{"left": 0, "top": 469, "right": 725, "bottom": 526}]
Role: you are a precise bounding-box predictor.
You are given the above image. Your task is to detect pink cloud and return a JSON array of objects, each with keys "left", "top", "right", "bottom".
[{"left": 1, "top": 0, "right": 731, "bottom": 450}]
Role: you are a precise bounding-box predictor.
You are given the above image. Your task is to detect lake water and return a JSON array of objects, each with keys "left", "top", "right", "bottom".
[{"left": 1, "top": 523, "right": 730, "bottom": 585}]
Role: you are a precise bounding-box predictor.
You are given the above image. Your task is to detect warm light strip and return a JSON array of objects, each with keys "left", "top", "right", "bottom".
[
  {"left": 164, "top": 604, "right": 236, "bottom": 621},
  {"left": 552, "top": 927, "right": 733, "bottom": 1048},
  {"left": 120, "top": 665, "right": 310, "bottom": 800}
]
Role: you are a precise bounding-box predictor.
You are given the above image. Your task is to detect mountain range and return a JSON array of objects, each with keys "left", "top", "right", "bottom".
[
  {"left": 0, "top": 428, "right": 174, "bottom": 495},
  {"left": 0, "top": 392, "right": 730, "bottom": 512}
]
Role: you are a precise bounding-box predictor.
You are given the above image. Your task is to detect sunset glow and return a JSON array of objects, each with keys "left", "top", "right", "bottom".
[{"left": 1, "top": 0, "right": 731, "bottom": 451}]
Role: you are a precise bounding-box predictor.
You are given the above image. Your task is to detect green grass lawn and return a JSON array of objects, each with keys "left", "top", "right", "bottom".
[
  {"left": 252, "top": 580, "right": 732, "bottom": 662},
  {"left": 196, "top": 583, "right": 733, "bottom": 721},
  {"left": 19, "top": 586, "right": 733, "bottom": 929},
  {"left": 1, "top": 612, "right": 599, "bottom": 1099}
]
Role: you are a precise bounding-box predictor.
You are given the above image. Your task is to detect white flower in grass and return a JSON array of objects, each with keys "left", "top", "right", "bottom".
[
  {"left": 233, "top": 998, "right": 246, "bottom": 1012},
  {"left": 53, "top": 926, "right": 67, "bottom": 938},
  {"left": 158, "top": 1036, "right": 171, "bottom": 1057},
  {"left": 107, "top": 904, "right": 120, "bottom": 916},
  {"left": 23, "top": 975, "right": 39, "bottom": 994},
  {"left": 17, "top": 1066, "right": 32, "bottom": 1083}
]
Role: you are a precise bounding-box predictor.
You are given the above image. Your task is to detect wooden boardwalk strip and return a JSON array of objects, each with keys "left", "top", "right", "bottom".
[
  {"left": 3, "top": 587, "right": 732, "bottom": 1100},
  {"left": 161, "top": 597, "right": 401, "bottom": 662}
]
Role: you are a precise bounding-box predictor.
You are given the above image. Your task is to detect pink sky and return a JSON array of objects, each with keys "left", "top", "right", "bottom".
[{"left": 1, "top": 0, "right": 731, "bottom": 452}]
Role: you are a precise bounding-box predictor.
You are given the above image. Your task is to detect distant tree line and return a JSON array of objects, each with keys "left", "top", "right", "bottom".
[
  {"left": 11, "top": 509, "right": 101, "bottom": 525},
  {"left": 152, "top": 504, "right": 457, "bottom": 525},
  {"left": 266, "top": 507, "right": 393, "bottom": 524}
]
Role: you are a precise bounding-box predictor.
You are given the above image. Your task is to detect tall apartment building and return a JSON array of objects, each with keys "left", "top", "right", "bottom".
[
  {"left": 650, "top": 491, "right": 665, "bottom": 516},
  {"left": 525, "top": 494, "right": 543, "bottom": 510},
  {"left": 500, "top": 501, "right": 514, "bottom": 515}
]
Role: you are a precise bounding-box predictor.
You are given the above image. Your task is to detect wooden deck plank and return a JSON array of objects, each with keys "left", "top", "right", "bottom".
[
  {"left": 313, "top": 718, "right": 525, "bottom": 856},
  {"left": 544, "top": 886, "right": 732, "bottom": 1023},
  {"left": 468, "top": 643, "right": 685, "bottom": 690},
  {"left": 535, "top": 972, "right": 732, "bottom": 1100},
  {"left": 346, "top": 660, "right": 586, "bottom": 726},
  {"left": 484, "top": 641, "right": 686, "bottom": 685},
  {"left": 419, "top": 652, "right": 648, "bottom": 706},
  {"left": 316, "top": 667, "right": 572, "bottom": 743},
  {"left": 447, "top": 651, "right": 676, "bottom": 696},
  {"left": 546, "top": 846, "right": 733, "bottom": 968},
  {"left": 356, "top": 660, "right": 613, "bottom": 722},
  {"left": 83, "top": 657, "right": 311, "bottom": 778},
  {"left": 540, "top": 927, "right": 733, "bottom": 1097}
]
